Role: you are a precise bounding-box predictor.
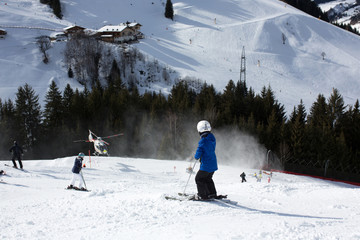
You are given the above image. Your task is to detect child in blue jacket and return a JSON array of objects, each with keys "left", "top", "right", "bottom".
[
  {"left": 67, "top": 152, "right": 86, "bottom": 190},
  {"left": 194, "top": 120, "right": 218, "bottom": 200}
]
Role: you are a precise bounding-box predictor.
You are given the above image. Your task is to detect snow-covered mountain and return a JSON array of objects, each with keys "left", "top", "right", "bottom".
[
  {"left": 318, "top": 0, "right": 360, "bottom": 31},
  {"left": 1, "top": 156, "right": 359, "bottom": 239},
  {"left": 1, "top": 0, "right": 360, "bottom": 114}
]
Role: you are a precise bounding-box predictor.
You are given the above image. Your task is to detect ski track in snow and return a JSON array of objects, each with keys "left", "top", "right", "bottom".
[{"left": 0, "top": 157, "right": 359, "bottom": 239}]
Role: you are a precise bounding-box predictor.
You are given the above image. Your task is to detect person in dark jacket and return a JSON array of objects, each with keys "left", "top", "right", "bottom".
[
  {"left": 9, "top": 141, "right": 23, "bottom": 169},
  {"left": 240, "top": 172, "right": 247, "bottom": 183},
  {"left": 67, "top": 152, "right": 86, "bottom": 190},
  {"left": 194, "top": 120, "right": 218, "bottom": 200}
]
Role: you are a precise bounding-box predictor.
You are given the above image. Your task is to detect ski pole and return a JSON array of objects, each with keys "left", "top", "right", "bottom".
[
  {"left": 80, "top": 170, "right": 87, "bottom": 190},
  {"left": 183, "top": 159, "right": 198, "bottom": 195}
]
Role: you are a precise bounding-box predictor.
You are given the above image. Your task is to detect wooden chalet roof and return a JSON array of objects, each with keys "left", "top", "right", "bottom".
[{"left": 63, "top": 25, "right": 86, "bottom": 31}]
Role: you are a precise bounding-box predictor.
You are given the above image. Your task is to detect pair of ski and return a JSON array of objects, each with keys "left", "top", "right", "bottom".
[
  {"left": 65, "top": 186, "right": 91, "bottom": 192},
  {"left": 4, "top": 164, "right": 26, "bottom": 172},
  {"left": 66, "top": 170, "right": 90, "bottom": 192},
  {"left": 165, "top": 192, "right": 229, "bottom": 202}
]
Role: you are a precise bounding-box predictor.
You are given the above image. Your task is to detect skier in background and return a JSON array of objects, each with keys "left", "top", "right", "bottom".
[
  {"left": 257, "top": 170, "right": 263, "bottom": 182},
  {"left": 9, "top": 141, "right": 23, "bottom": 169},
  {"left": 67, "top": 152, "right": 86, "bottom": 190},
  {"left": 240, "top": 172, "right": 247, "bottom": 182},
  {"left": 194, "top": 120, "right": 218, "bottom": 200}
]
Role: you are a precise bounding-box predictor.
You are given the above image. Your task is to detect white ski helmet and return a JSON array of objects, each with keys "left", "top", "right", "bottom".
[{"left": 197, "top": 120, "right": 211, "bottom": 133}]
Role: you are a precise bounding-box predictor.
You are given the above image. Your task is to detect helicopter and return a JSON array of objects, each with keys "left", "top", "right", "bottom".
[{"left": 74, "top": 130, "right": 123, "bottom": 156}]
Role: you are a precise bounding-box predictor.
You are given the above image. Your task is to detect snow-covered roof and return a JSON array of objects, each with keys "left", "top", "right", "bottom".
[
  {"left": 127, "top": 22, "right": 142, "bottom": 27},
  {"left": 98, "top": 25, "right": 128, "bottom": 32},
  {"left": 63, "top": 25, "right": 85, "bottom": 31}
]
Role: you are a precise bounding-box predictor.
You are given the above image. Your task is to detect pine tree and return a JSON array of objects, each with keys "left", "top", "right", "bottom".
[
  {"left": 14, "top": 84, "right": 42, "bottom": 155},
  {"left": 220, "top": 80, "right": 236, "bottom": 125},
  {"left": 68, "top": 66, "right": 74, "bottom": 78},
  {"left": 234, "top": 80, "right": 248, "bottom": 118},
  {"left": 43, "top": 81, "right": 63, "bottom": 129},
  {"left": 341, "top": 100, "right": 360, "bottom": 160},
  {"left": 335, "top": 131, "right": 350, "bottom": 172},
  {"left": 62, "top": 84, "right": 75, "bottom": 130},
  {"left": 194, "top": 83, "right": 218, "bottom": 123},
  {"left": 150, "top": 92, "right": 168, "bottom": 120},
  {"left": 88, "top": 80, "right": 105, "bottom": 130},
  {"left": 289, "top": 101, "right": 307, "bottom": 163},
  {"left": 327, "top": 88, "right": 345, "bottom": 129},
  {"left": 50, "top": 0, "right": 62, "bottom": 19},
  {"left": 103, "top": 78, "right": 128, "bottom": 130},
  {"left": 0, "top": 99, "right": 17, "bottom": 157},
  {"left": 296, "top": 100, "right": 307, "bottom": 123},
  {"left": 307, "top": 94, "right": 330, "bottom": 165},
  {"left": 265, "top": 109, "right": 281, "bottom": 152},
  {"left": 352, "top": 100, "right": 360, "bottom": 153},
  {"left": 40, "top": 81, "right": 66, "bottom": 157},
  {"left": 165, "top": 0, "right": 174, "bottom": 20},
  {"left": 308, "top": 94, "right": 328, "bottom": 127},
  {"left": 168, "top": 81, "right": 194, "bottom": 114},
  {"left": 71, "top": 88, "right": 90, "bottom": 132},
  {"left": 167, "top": 82, "right": 196, "bottom": 155},
  {"left": 252, "top": 85, "right": 286, "bottom": 130},
  {"left": 243, "top": 112, "right": 256, "bottom": 134},
  {"left": 353, "top": 100, "right": 360, "bottom": 169},
  {"left": 0, "top": 99, "right": 4, "bottom": 157},
  {"left": 278, "top": 120, "right": 291, "bottom": 166}
]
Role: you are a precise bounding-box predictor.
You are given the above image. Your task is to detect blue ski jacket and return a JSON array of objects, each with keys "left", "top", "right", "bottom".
[
  {"left": 194, "top": 132, "right": 218, "bottom": 173},
  {"left": 72, "top": 157, "right": 83, "bottom": 174}
]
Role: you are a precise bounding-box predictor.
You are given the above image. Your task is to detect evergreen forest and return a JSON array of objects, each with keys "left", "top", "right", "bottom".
[{"left": 0, "top": 77, "right": 359, "bottom": 180}]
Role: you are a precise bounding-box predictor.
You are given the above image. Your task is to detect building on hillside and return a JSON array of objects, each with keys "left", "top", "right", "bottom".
[
  {"left": 126, "top": 22, "right": 144, "bottom": 39},
  {"left": 97, "top": 24, "right": 136, "bottom": 43},
  {"left": 0, "top": 29, "right": 7, "bottom": 39},
  {"left": 59, "top": 22, "right": 143, "bottom": 43},
  {"left": 63, "top": 25, "right": 86, "bottom": 36}
]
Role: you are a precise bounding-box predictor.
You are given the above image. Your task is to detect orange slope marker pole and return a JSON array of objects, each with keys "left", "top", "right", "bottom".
[{"left": 88, "top": 150, "right": 91, "bottom": 168}]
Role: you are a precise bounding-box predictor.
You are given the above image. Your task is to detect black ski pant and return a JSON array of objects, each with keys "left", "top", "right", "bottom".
[
  {"left": 195, "top": 170, "right": 217, "bottom": 199},
  {"left": 12, "top": 155, "right": 23, "bottom": 169}
]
